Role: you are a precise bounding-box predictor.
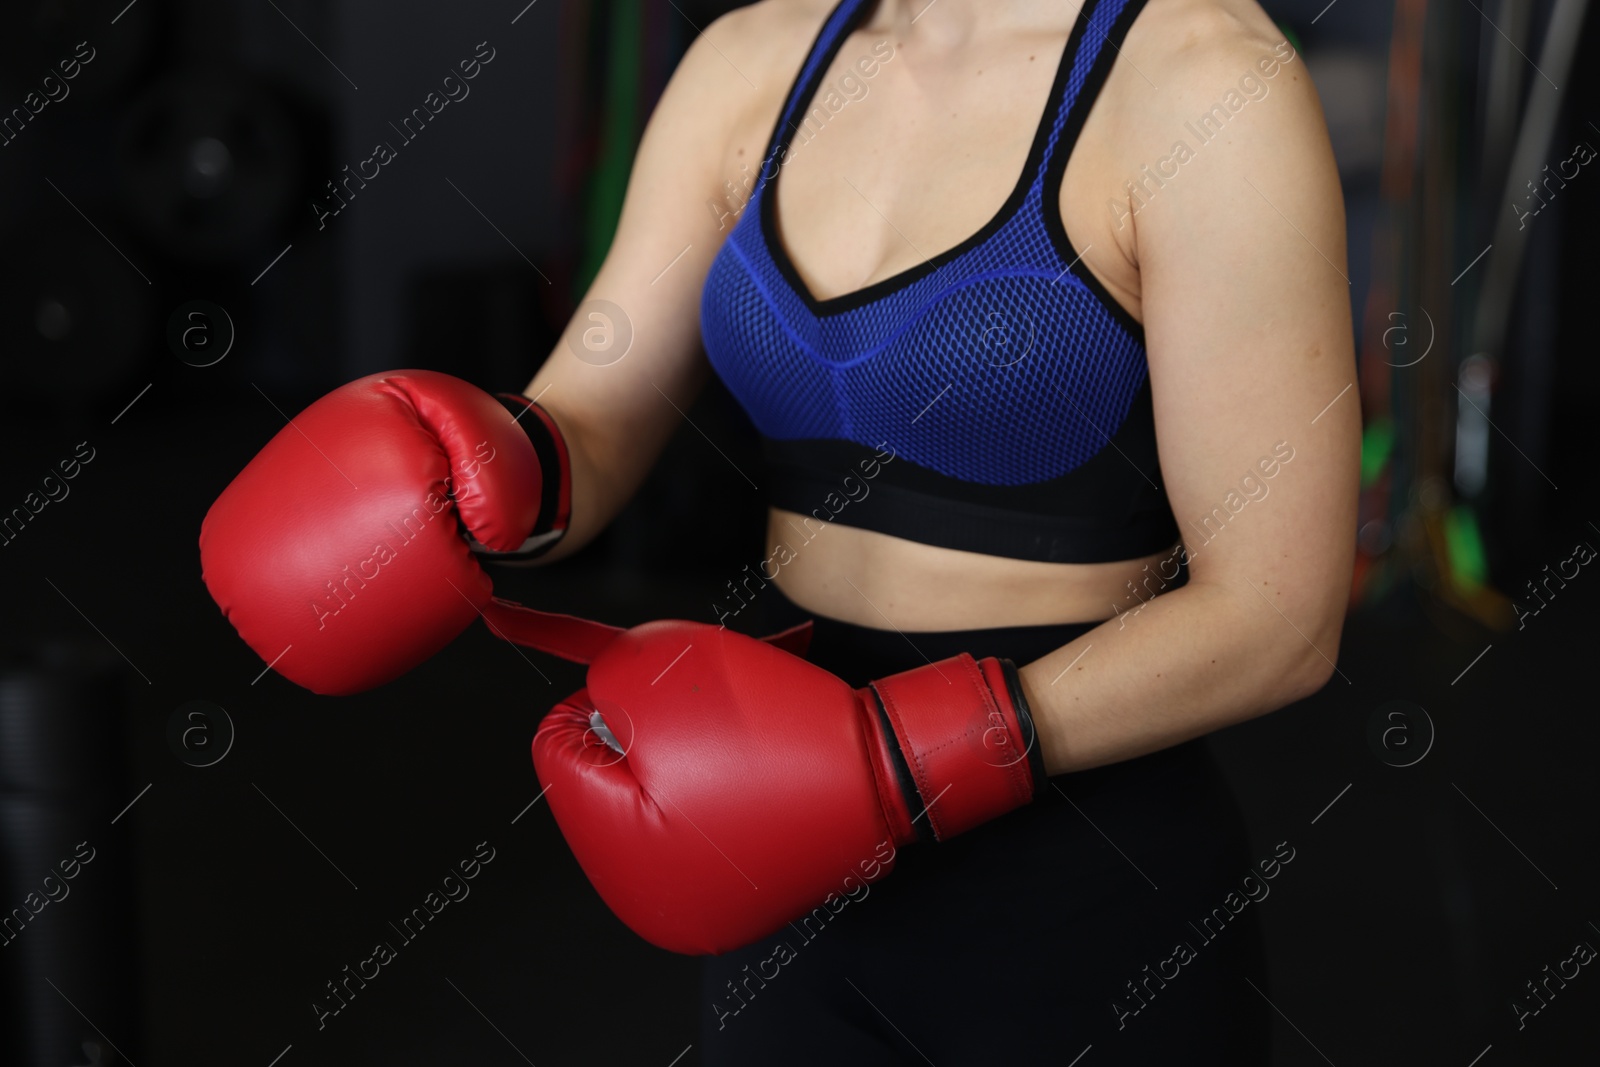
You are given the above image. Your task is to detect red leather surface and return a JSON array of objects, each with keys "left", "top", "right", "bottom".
[
  {"left": 532, "top": 621, "right": 903, "bottom": 955},
  {"left": 868, "top": 654, "right": 1036, "bottom": 841},
  {"left": 199, "top": 370, "right": 542, "bottom": 695}
]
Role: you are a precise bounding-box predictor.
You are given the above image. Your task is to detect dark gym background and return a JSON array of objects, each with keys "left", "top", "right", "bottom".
[{"left": 2, "top": 0, "right": 1597, "bottom": 1063}]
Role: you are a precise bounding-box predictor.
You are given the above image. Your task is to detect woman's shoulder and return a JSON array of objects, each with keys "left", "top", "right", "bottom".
[
  {"left": 1129, "top": 0, "right": 1288, "bottom": 62},
  {"left": 1104, "top": 0, "right": 1326, "bottom": 175},
  {"left": 727, "top": 0, "right": 840, "bottom": 33},
  {"left": 687, "top": 0, "right": 840, "bottom": 77},
  {"left": 1070, "top": 0, "right": 1335, "bottom": 290},
  {"left": 665, "top": 0, "right": 840, "bottom": 140},
  {"left": 1121, "top": 0, "right": 1307, "bottom": 103}
]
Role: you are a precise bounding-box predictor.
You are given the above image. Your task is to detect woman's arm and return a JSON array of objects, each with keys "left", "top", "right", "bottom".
[
  {"left": 515, "top": 8, "right": 773, "bottom": 564},
  {"left": 1026, "top": 12, "right": 1360, "bottom": 776}
]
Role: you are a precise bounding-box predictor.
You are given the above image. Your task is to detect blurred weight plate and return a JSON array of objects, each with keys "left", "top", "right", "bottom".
[
  {"left": 116, "top": 71, "right": 304, "bottom": 262},
  {"left": 0, "top": 209, "right": 152, "bottom": 395}
]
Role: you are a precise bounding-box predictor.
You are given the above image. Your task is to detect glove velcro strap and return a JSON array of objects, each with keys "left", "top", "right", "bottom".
[
  {"left": 475, "top": 394, "right": 572, "bottom": 559},
  {"left": 857, "top": 689, "right": 926, "bottom": 849},
  {"left": 869, "top": 654, "right": 1041, "bottom": 843}
]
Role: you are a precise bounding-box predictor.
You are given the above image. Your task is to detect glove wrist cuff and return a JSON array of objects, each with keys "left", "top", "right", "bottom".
[
  {"left": 474, "top": 394, "right": 572, "bottom": 560},
  {"left": 992, "top": 657, "right": 1049, "bottom": 798},
  {"left": 867, "top": 654, "right": 1042, "bottom": 844},
  {"left": 859, "top": 689, "right": 931, "bottom": 848}
]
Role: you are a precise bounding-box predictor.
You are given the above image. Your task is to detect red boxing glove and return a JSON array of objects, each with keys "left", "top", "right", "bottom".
[
  {"left": 199, "top": 370, "right": 571, "bottom": 695},
  {"left": 531, "top": 621, "right": 1046, "bottom": 955}
]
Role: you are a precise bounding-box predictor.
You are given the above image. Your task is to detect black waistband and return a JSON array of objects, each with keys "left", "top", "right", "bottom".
[
  {"left": 757, "top": 378, "right": 1180, "bottom": 565},
  {"left": 745, "top": 579, "right": 1098, "bottom": 687},
  {"left": 766, "top": 458, "right": 1179, "bottom": 564},
  {"left": 762, "top": 448, "right": 1180, "bottom": 565}
]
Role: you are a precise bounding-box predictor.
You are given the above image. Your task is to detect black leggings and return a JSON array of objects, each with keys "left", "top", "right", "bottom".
[{"left": 701, "top": 585, "right": 1271, "bottom": 1065}]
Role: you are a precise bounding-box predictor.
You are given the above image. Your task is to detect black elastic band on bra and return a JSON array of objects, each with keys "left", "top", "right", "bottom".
[{"left": 761, "top": 380, "right": 1180, "bottom": 564}]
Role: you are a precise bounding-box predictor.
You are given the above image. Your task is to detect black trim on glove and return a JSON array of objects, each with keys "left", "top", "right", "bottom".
[{"left": 998, "top": 658, "right": 1049, "bottom": 796}]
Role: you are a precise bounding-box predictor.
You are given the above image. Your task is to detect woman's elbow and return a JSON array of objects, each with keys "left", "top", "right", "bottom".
[{"left": 1276, "top": 598, "right": 1348, "bottom": 704}]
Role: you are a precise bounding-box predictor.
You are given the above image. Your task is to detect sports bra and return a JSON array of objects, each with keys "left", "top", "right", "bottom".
[{"left": 700, "top": 0, "right": 1176, "bottom": 564}]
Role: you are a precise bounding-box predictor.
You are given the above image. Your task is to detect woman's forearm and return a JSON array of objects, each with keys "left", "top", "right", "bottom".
[
  {"left": 508, "top": 362, "right": 710, "bottom": 566},
  {"left": 1020, "top": 578, "right": 1342, "bottom": 777},
  {"left": 511, "top": 399, "right": 620, "bottom": 565}
]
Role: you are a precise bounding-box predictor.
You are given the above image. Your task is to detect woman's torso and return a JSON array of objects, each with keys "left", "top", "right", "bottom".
[{"left": 704, "top": 0, "right": 1197, "bottom": 630}]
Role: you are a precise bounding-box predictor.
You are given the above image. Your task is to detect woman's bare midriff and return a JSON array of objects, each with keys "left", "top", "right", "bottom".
[{"left": 767, "top": 508, "right": 1176, "bottom": 631}]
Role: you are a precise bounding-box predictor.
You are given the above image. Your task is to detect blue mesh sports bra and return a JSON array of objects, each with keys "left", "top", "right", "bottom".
[{"left": 700, "top": 0, "right": 1176, "bottom": 564}]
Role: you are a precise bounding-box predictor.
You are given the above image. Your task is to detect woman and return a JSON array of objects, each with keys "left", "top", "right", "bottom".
[{"left": 524, "top": 0, "right": 1356, "bottom": 1061}]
